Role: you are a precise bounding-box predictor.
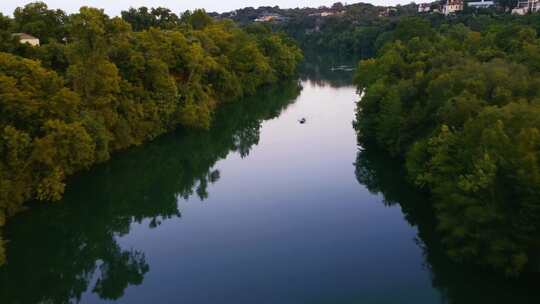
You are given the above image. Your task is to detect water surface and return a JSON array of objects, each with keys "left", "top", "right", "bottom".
[{"left": 0, "top": 63, "right": 538, "bottom": 304}]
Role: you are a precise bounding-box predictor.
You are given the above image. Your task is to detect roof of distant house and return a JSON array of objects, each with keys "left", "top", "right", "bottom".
[
  {"left": 12, "top": 33, "right": 39, "bottom": 40},
  {"left": 468, "top": 0, "right": 495, "bottom": 3}
]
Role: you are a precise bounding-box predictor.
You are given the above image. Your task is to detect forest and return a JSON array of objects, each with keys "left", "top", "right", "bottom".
[
  {"left": 2, "top": 0, "right": 540, "bottom": 283},
  {"left": 217, "top": 2, "right": 417, "bottom": 58},
  {"left": 223, "top": 1, "right": 533, "bottom": 59},
  {"left": 354, "top": 15, "right": 540, "bottom": 276},
  {"left": 0, "top": 2, "right": 303, "bottom": 265}
]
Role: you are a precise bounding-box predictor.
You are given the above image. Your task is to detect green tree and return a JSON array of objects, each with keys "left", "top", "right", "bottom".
[
  {"left": 355, "top": 16, "right": 540, "bottom": 275},
  {"left": 182, "top": 9, "right": 213, "bottom": 30},
  {"left": 13, "top": 2, "right": 67, "bottom": 43}
]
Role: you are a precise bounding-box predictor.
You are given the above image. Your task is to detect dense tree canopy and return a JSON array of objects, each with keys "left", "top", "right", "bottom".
[
  {"left": 13, "top": 1, "right": 67, "bottom": 43},
  {"left": 355, "top": 145, "right": 540, "bottom": 304},
  {"left": 121, "top": 6, "right": 180, "bottom": 31},
  {"left": 354, "top": 15, "right": 540, "bottom": 276},
  {"left": 213, "top": 2, "right": 419, "bottom": 58},
  {"left": 0, "top": 3, "right": 302, "bottom": 265}
]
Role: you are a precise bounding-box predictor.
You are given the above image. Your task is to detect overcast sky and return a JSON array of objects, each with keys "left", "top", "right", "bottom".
[{"left": 2, "top": 1, "right": 409, "bottom": 16}]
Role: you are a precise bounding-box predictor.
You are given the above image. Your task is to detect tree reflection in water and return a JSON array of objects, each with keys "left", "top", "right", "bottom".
[
  {"left": 0, "top": 81, "right": 301, "bottom": 304},
  {"left": 299, "top": 51, "right": 359, "bottom": 89},
  {"left": 355, "top": 144, "right": 540, "bottom": 304}
]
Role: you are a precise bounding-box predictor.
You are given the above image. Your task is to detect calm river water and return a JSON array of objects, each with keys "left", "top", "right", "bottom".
[{"left": 0, "top": 59, "right": 538, "bottom": 303}]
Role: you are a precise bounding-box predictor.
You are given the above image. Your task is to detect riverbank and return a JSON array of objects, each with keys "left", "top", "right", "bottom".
[
  {"left": 354, "top": 16, "right": 540, "bottom": 276},
  {"left": 0, "top": 7, "right": 303, "bottom": 265}
]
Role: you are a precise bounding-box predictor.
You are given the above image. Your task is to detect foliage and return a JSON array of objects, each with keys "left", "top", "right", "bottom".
[
  {"left": 0, "top": 80, "right": 300, "bottom": 303},
  {"left": 213, "top": 2, "right": 420, "bottom": 58},
  {"left": 354, "top": 15, "right": 540, "bottom": 276},
  {"left": 260, "top": 4, "right": 540, "bottom": 59},
  {"left": 0, "top": 3, "right": 302, "bottom": 265},
  {"left": 13, "top": 1, "right": 67, "bottom": 44},
  {"left": 355, "top": 144, "right": 540, "bottom": 304},
  {"left": 121, "top": 6, "right": 180, "bottom": 31}
]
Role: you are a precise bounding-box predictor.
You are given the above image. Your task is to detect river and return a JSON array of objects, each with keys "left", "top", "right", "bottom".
[{"left": 0, "top": 58, "right": 538, "bottom": 303}]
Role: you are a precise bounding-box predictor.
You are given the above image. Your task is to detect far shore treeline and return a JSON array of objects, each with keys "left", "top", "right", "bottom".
[
  {"left": 0, "top": 2, "right": 303, "bottom": 264},
  {"left": 354, "top": 15, "right": 540, "bottom": 276}
]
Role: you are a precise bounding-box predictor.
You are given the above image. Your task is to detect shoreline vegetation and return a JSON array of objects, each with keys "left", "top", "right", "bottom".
[
  {"left": 354, "top": 15, "right": 540, "bottom": 276},
  {"left": 0, "top": 3, "right": 302, "bottom": 265},
  {"left": 0, "top": 81, "right": 302, "bottom": 303}
]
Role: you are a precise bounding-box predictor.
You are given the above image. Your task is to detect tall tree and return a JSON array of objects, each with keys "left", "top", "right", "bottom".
[{"left": 13, "top": 2, "right": 67, "bottom": 43}]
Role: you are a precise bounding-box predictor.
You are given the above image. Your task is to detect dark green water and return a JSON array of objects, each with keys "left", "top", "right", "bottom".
[{"left": 0, "top": 62, "right": 538, "bottom": 303}]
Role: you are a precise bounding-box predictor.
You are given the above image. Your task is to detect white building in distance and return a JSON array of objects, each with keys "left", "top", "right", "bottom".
[
  {"left": 254, "top": 13, "right": 287, "bottom": 22},
  {"left": 12, "top": 33, "right": 40, "bottom": 46},
  {"left": 418, "top": 3, "right": 432, "bottom": 12},
  {"left": 512, "top": 0, "right": 540, "bottom": 14}
]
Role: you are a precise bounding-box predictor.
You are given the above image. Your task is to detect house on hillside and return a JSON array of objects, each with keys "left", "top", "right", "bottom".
[
  {"left": 443, "top": 0, "right": 464, "bottom": 15},
  {"left": 310, "top": 11, "right": 333, "bottom": 17},
  {"left": 12, "top": 33, "right": 40, "bottom": 46},
  {"left": 418, "top": 3, "right": 432, "bottom": 12},
  {"left": 379, "top": 7, "right": 398, "bottom": 17},
  {"left": 254, "top": 13, "right": 287, "bottom": 22},
  {"left": 512, "top": 0, "right": 540, "bottom": 14},
  {"left": 309, "top": 10, "right": 345, "bottom": 17}
]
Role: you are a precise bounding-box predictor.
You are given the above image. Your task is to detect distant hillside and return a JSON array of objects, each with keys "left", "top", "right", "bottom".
[
  {"left": 213, "top": 2, "right": 418, "bottom": 25},
  {"left": 212, "top": 2, "right": 419, "bottom": 57}
]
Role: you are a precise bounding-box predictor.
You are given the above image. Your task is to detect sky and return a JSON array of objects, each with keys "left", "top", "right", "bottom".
[{"left": 1, "top": 1, "right": 409, "bottom": 16}]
